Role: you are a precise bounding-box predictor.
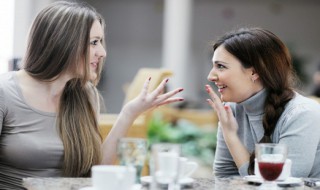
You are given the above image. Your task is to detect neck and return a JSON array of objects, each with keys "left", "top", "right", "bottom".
[
  {"left": 16, "top": 69, "right": 76, "bottom": 113},
  {"left": 19, "top": 69, "right": 73, "bottom": 98}
]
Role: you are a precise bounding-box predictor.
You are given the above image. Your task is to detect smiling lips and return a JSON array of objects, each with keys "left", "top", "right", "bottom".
[
  {"left": 91, "top": 62, "right": 98, "bottom": 70},
  {"left": 216, "top": 84, "right": 227, "bottom": 93}
]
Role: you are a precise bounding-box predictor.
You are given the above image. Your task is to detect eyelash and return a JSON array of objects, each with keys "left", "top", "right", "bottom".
[
  {"left": 90, "top": 39, "right": 102, "bottom": 46},
  {"left": 215, "top": 63, "right": 226, "bottom": 70}
]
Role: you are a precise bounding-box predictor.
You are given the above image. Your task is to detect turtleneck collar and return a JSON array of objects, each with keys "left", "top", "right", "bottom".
[{"left": 238, "top": 88, "right": 267, "bottom": 116}]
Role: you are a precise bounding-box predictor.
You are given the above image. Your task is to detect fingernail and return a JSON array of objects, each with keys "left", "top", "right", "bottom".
[
  {"left": 205, "top": 85, "right": 210, "bottom": 93},
  {"left": 178, "top": 88, "right": 183, "bottom": 92},
  {"left": 149, "top": 77, "right": 151, "bottom": 81},
  {"left": 179, "top": 98, "right": 184, "bottom": 101},
  {"left": 165, "top": 78, "right": 169, "bottom": 83}
]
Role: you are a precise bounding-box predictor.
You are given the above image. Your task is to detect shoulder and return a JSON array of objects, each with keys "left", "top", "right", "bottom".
[
  {"left": 0, "top": 72, "right": 16, "bottom": 113},
  {"left": 0, "top": 71, "right": 16, "bottom": 93},
  {"left": 0, "top": 71, "right": 15, "bottom": 83},
  {"left": 285, "top": 92, "right": 320, "bottom": 115},
  {"left": 279, "top": 92, "right": 320, "bottom": 128}
]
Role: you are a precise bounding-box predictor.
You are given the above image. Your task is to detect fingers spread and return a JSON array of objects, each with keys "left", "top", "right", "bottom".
[
  {"left": 205, "top": 84, "right": 230, "bottom": 121},
  {"left": 157, "top": 97, "right": 184, "bottom": 107},
  {"left": 153, "top": 88, "right": 184, "bottom": 105},
  {"left": 141, "top": 77, "right": 151, "bottom": 97},
  {"left": 149, "top": 78, "right": 168, "bottom": 98}
]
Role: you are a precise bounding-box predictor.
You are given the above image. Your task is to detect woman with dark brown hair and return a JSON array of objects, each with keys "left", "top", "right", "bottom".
[
  {"left": 0, "top": 1, "right": 183, "bottom": 189},
  {"left": 205, "top": 27, "right": 320, "bottom": 178}
]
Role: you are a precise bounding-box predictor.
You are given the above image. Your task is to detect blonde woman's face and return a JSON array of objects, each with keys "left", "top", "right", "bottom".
[{"left": 88, "top": 20, "right": 106, "bottom": 81}]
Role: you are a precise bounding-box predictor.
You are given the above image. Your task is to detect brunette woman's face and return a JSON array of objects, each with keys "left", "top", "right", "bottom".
[
  {"left": 88, "top": 20, "right": 106, "bottom": 81},
  {"left": 207, "top": 45, "right": 263, "bottom": 103}
]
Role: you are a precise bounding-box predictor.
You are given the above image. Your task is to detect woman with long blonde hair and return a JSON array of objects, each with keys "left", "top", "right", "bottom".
[{"left": 0, "top": 1, "right": 183, "bottom": 189}]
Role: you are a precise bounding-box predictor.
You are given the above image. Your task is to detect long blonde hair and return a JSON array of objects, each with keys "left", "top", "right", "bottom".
[{"left": 24, "top": 1, "right": 105, "bottom": 176}]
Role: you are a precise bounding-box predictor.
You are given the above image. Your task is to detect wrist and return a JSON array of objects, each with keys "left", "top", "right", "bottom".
[
  {"left": 223, "top": 131, "right": 239, "bottom": 144},
  {"left": 121, "top": 104, "right": 140, "bottom": 120}
]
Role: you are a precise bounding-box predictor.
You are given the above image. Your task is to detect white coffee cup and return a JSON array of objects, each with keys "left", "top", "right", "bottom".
[
  {"left": 254, "top": 158, "right": 292, "bottom": 181},
  {"left": 91, "top": 165, "right": 136, "bottom": 190},
  {"left": 156, "top": 152, "right": 179, "bottom": 180},
  {"left": 178, "top": 157, "right": 198, "bottom": 179},
  {"left": 151, "top": 143, "right": 180, "bottom": 185}
]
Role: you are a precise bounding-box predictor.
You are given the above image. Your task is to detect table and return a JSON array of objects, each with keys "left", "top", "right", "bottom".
[{"left": 22, "top": 177, "right": 312, "bottom": 190}]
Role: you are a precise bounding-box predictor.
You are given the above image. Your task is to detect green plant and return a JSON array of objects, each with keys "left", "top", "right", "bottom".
[{"left": 147, "top": 112, "right": 217, "bottom": 166}]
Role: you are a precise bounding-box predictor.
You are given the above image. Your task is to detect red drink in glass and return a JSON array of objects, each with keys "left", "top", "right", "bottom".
[{"left": 258, "top": 162, "right": 284, "bottom": 181}]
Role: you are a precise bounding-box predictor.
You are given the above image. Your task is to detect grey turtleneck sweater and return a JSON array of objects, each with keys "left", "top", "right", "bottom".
[{"left": 213, "top": 89, "right": 320, "bottom": 178}]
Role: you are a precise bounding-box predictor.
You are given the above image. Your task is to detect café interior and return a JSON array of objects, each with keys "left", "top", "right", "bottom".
[{"left": 2, "top": 0, "right": 320, "bottom": 189}]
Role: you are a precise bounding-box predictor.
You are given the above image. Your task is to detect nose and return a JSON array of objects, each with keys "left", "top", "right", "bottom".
[
  {"left": 96, "top": 45, "right": 107, "bottom": 58},
  {"left": 207, "top": 68, "right": 219, "bottom": 82}
]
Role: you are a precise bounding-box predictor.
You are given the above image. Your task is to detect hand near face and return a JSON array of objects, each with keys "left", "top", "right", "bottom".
[
  {"left": 205, "top": 85, "right": 238, "bottom": 135},
  {"left": 123, "top": 78, "right": 184, "bottom": 118}
]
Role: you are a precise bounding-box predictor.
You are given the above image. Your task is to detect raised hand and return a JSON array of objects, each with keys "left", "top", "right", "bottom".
[
  {"left": 123, "top": 77, "right": 184, "bottom": 118},
  {"left": 205, "top": 84, "right": 238, "bottom": 134}
]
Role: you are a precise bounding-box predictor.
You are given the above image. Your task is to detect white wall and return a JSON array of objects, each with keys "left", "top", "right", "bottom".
[
  {"left": 13, "top": 0, "right": 53, "bottom": 58},
  {"left": 91, "top": 0, "right": 165, "bottom": 112},
  {"left": 0, "top": 1, "right": 15, "bottom": 73}
]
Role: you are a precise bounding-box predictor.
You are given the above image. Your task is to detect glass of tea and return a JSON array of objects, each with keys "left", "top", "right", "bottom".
[{"left": 255, "top": 143, "right": 288, "bottom": 189}]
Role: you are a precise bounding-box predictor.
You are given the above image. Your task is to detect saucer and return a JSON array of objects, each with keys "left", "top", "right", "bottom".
[
  {"left": 244, "top": 175, "right": 303, "bottom": 187},
  {"left": 140, "top": 176, "right": 194, "bottom": 186},
  {"left": 79, "top": 184, "right": 141, "bottom": 190}
]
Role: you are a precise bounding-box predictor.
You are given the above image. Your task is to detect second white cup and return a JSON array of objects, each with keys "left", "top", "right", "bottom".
[
  {"left": 91, "top": 165, "right": 136, "bottom": 190},
  {"left": 178, "top": 157, "right": 198, "bottom": 179}
]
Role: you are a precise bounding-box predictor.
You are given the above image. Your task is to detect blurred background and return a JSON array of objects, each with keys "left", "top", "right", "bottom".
[
  {"left": 0, "top": 0, "right": 320, "bottom": 113},
  {"left": 1, "top": 0, "right": 320, "bottom": 113},
  {"left": 1, "top": 0, "right": 320, "bottom": 177}
]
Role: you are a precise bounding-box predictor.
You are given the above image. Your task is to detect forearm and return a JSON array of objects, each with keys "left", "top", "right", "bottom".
[
  {"left": 101, "top": 107, "right": 138, "bottom": 164},
  {"left": 223, "top": 132, "right": 250, "bottom": 169}
]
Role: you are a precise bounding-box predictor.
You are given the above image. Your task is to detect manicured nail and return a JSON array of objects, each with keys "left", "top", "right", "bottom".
[
  {"left": 148, "top": 77, "right": 151, "bottom": 81},
  {"left": 178, "top": 88, "right": 184, "bottom": 92},
  {"left": 165, "top": 78, "right": 169, "bottom": 83},
  {"left": 205, "top": 85, "right": 210, "bottom": 93},
  {"left": 179, "top": 98, "right": 184, "bottom": 101}
]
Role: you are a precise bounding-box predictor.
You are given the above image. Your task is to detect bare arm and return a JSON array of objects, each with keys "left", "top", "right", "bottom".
[
  {"left": 101, "top": 78, "right": 184, "bottom": 164},
  {"left": 205, "top": 85, "right": 249, "bottom": 169}
]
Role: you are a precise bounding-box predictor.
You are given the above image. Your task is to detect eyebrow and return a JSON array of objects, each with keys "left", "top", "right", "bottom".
[
  {"left": 90, "top": 36, "right": 103, "bottom": 39},
  {"left": 213, "top": 60, "right": 229, "bottom": 65}
]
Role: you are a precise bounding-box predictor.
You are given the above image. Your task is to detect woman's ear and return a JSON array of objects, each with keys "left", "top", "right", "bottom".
[{"left": 251, "top": 69, "right": 259, "bottom": 82}]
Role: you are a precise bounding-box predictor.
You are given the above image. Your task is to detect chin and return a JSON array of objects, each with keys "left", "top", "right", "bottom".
[
  {"left": 90, "top": 73, "right": 97, "bottom": 81},
  {"left": 220, "top": 95, "right": 226, "bottom": 102}
]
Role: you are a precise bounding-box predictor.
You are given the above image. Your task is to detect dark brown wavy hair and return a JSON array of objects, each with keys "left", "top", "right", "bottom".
[
  {"left": 213, "top": 27, "right": 297, "bottom": 175},
  {"left": 23, "top": 1, "right": 104, "bottom": 176}
]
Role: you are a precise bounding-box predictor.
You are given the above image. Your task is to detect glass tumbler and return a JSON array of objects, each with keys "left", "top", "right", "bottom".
[{"left": 117, "top": 137, "right": 147, "bottom": 183}]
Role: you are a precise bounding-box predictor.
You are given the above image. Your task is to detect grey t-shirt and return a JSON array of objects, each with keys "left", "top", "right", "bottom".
[
  {"left": 0, "top": 72, "right": 63, "bottom": 189},
  {"left": 214, "top": 89, "right": 320, "bottom": 178}
]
